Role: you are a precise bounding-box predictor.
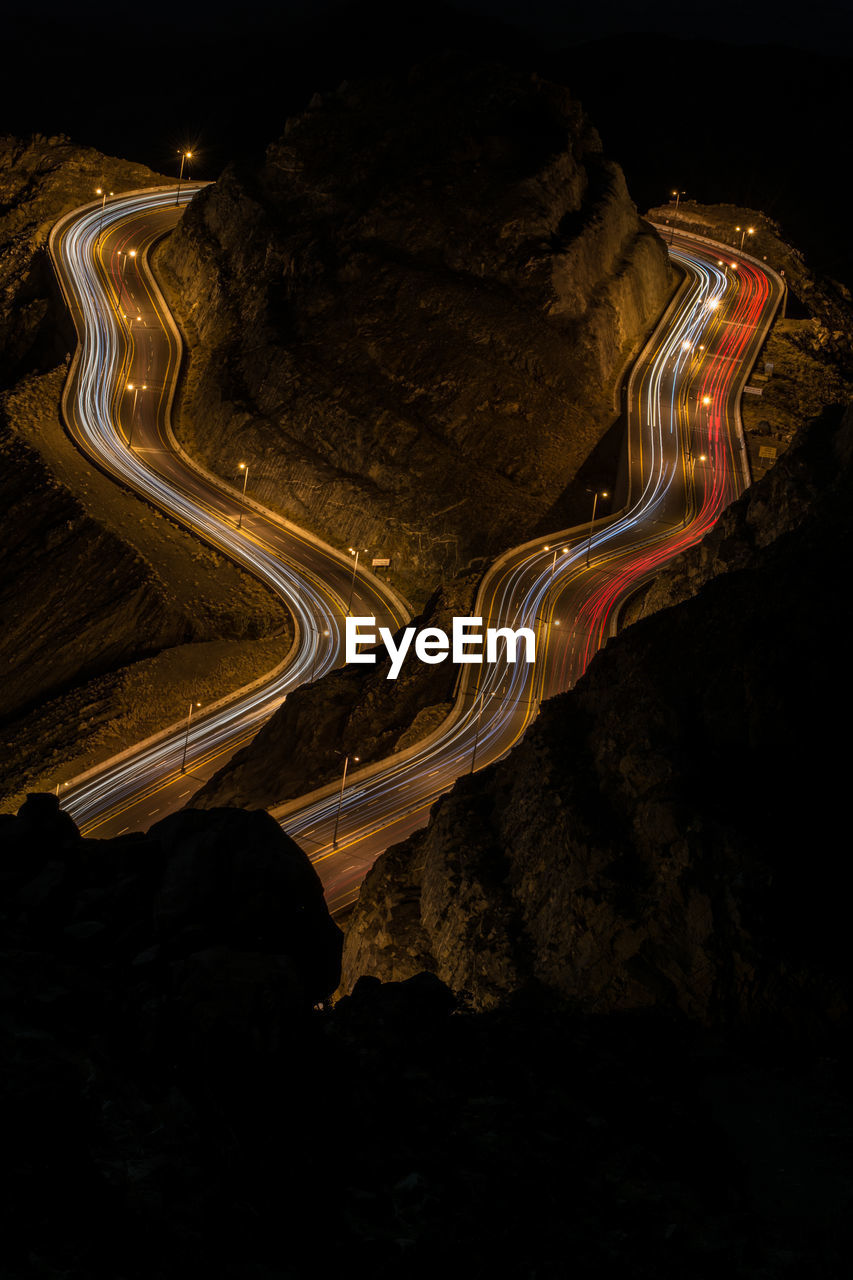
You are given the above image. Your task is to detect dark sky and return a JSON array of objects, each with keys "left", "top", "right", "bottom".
[{"left": 5, "top": 0, "right": 851, "bottom": 52}]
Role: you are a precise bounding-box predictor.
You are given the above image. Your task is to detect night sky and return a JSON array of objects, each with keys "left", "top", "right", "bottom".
[
  {"left": 2, "top": 0, "right": 851, "bottom": 279},
  {"left": 6, "top": 0, "right": 851, "bottom": 50}
]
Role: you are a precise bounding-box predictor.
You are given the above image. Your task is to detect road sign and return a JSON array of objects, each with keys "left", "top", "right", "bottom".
[{"left": 372, "top": 558, "right": 391, "bottom": 567}]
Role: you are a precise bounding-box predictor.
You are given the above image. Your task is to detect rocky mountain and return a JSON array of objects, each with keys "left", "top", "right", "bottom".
[
  {"left": 160, "top": 57, "right": 674, "bottom": 597},
  {"left": 341, "top": 395, "right": 853, "bottom": 1028}
]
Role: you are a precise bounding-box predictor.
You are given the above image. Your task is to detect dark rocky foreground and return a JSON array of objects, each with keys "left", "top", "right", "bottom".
[
  {"left": 2, "top": 794, "right": 851, "bottom": 1277},
  {"left": 161, "top": 57, "right": 673, "bottom": 595}
]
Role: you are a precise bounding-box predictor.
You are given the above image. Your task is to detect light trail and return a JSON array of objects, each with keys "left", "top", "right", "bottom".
[
  {"left": 47, "top": 188, "right": 782, "bottom": 912},
  {"left": 49, "top": 186, "right": 405, "bottom": 831}
]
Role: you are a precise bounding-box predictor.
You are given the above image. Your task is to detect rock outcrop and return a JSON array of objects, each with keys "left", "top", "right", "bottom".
[
  {"left": 342, "top": 401, "right": 853, "bottom": 1029},
  {"left": 161, "top": 58, "right": 674, "bottom": 593}
]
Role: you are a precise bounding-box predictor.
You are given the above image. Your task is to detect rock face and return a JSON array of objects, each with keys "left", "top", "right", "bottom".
[
  {"left": 1, "top": 795, "right": 342, "bottom": 1007},
  {"left": 162, "top": 58, "right": 674, "bottom": 591},
  {"left": 342, "top": 402, "right": 853, "bottom": 1029}
]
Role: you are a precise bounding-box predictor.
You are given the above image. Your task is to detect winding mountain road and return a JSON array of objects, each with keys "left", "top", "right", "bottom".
[{"left": 49, "top": 187, "right": 783, "bottom": 912}]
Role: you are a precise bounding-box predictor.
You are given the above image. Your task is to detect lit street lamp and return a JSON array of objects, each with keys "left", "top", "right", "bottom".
[
  {"left": 116, "top": 248, "right": 136, "bottom": 310},
  {"left": 176, "top": 150, "right": 193, "bottom": 205},
  {"left": 735, "top": 225, "right": 755, "bottom": 252},
  {"left": 181, "top": 700, "right": 201, "bottom": 773},
  {"left": 669, "top": 190, "right": 686, "bottom": 243},
  {"left": 332, "top": 751, "right": 359, "bottom": 848},
  {"left": 125, "top": 382, "right": 147, "bottom": 447},
  {"left": 95, "top": 187, "right": 113, "bottom": 245},
  {"left": 543, "top": 544, "right": 570, "bottom": 587},
  {"left": 586, "top": 489, "right": 609, "bottom": 567},
  {"left": 346, "top": 547, "right": 367, "bottom": 615},
  {"left": 237, "top": 462, "right": 249, "bottom": 528}
]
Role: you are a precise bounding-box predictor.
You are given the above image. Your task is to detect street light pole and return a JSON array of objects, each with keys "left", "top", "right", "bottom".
[
  {"left": 346, "top": 547, "right": 365, "bottom": 614},
  {"left": 736, "top": 225, "right": 755, "bottom": 252},
  {"left": 95, "top": 188, "right": 113, "bottom": 245},
  {"left": 181, "top": 701, "right": 201, "bottom": 773},
  {"left": 176, "top": 150, "right": 192, "bottom": 206},
  {"left": 116, "top": 248, "right": 136, "bottom": 310},
  {"left": 126, "top": 382, "right": 147, "bottom": 447},
  {"left": 237, "top": 463, "right": 249, "bottom": 528},
  {"left": 670, "top": 190, "right": 686, "bottom": 243},
  {"left": 332, "top": 752, "right": 359, "bottom": 848},
  {"left": 586, "top": 490, "right": 608, "bottom": 567}
]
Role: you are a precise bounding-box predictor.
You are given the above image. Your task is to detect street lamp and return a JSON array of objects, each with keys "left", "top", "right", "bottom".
[
  {"left": 181, "top": 700, "right": 201, "bottom": 773},
  {"left": 176, "top": 150, "right": 193, "bottom": 205},
  {"left": 237, "top": 462, "right": 249, "bottom": 528},
  {"left": 346, "top": 547, "right": 367, "bottom": 615},
  {"left": 125, "top": 382, "right": 147, "bottom": 447},
  {"left": 116, "top": 248, "right": 136, "bottom": 310},
  {"left": 586, "top": 489, "right": 609, "bottom": 567},
  {"left": 671, "top": 189, "right": 686, "bottom": 214},
  {"left": 735, "top": 225, "right": 755, "bottom": 252},
  {"left": 332, "top": 752, "right": 359, "bottom": 848},
  {"left": 543, "top": 544, "right": 569, "bottom": 592},
  {"left": 95, "top": 187, "right": 113, "bottom": 245}
]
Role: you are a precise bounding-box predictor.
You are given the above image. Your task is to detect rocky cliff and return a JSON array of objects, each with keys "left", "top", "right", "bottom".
[
  {"left": 161, "top": 58, "right": 674, "bottom": 596},
  {"left": 342, "top": 399, "right": 853, "bottom": 1029}
]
